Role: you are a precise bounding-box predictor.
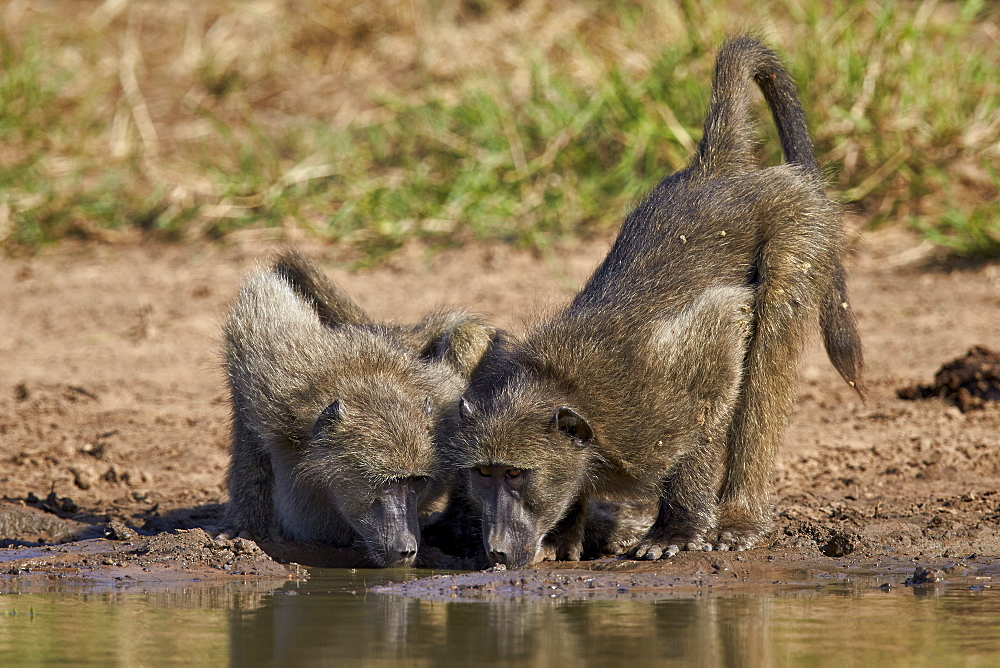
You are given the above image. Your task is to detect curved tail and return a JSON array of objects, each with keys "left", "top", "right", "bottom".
[
  {"left": 696, "top": 36, "right": 865, "bottom": 397},
  {"left": 272, "top": 250, "right": 371, "bottom": 327},
  {"left": 694, "top": 35, "right": 819, "bottom": 178}
]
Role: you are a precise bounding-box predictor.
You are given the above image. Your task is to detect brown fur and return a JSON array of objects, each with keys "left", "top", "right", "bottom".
[
  {"left": 446, "top": 36, "right": 864, "bottom": 567},
  {"left": 223, "top": 251, "right": 495, "bottom": 567}
]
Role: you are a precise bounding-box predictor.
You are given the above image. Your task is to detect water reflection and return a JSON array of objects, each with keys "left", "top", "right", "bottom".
[
  {"left": 229, "top": 579, "right": 782, "bottom": 666},
  {"left": 1, "top": 571, "right": 999, "bottom": 665},
  {"left": 226, "top": 572, "right": 1000, "bottom": 666}
]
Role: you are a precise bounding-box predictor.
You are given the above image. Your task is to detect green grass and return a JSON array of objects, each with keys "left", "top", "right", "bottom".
[{"left": 0, "top": 0, "right": 997, "bottom": 260}]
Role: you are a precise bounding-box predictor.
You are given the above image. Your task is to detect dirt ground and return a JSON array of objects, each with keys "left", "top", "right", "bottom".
[{"left": 1, "top": 225, "right": 999, "bottom": 594}]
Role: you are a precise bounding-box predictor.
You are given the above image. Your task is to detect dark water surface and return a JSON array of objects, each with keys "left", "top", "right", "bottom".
[{"left": 1, "top": 568, "right": 998, "bottom": 666}]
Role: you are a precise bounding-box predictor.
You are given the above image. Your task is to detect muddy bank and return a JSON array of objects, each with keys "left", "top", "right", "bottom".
[
  {"left": 1, "top": 232, "right": 998, "bottom": 595},
  {"left": 2, "top": 489, "right": 999, "bottom": 598},
  {"left": 374, "top": 551, "right": 1000, "bottom": 601},
  {"left": 0, "top": 522, "right": 296, "bottom": 592}
]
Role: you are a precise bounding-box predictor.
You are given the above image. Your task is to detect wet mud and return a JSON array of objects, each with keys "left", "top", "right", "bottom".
[
  {"left": 0, "top": 522, "right": 296, "bottom": 592},
  {"left": 1, "top": 233, "right": 998, "bottom": 596},
  {"left": 374, "top": 551, "right": 1000, "bottom": 601}
]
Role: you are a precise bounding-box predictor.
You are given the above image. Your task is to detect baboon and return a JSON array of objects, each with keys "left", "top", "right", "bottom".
[
  {"left": 447, "top": 36, "right": 864, "bottom": 568},
  {"left": 223, "top": 251, "right": 495, "bottom": 567}
]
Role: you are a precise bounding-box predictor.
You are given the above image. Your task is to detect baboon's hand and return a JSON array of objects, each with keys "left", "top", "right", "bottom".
[
  {"left": 539, "top": 535, "right": 583, "bottom": 562},
  {"left": 213, "top": 525, "right": 253, "bottom": 542},
  {"left": 629, "top": 530, "right": 712, "bottom": 560},
  {"left": 557, "top": 541, "right": 583, "bottom": 562},
  {"left": 537, "top": 543, "right": 558, "bottom": 562}
]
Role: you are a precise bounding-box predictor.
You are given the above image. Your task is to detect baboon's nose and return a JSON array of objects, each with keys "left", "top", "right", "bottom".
[
  {"left": 397, "top": 548, "right": 417, "bottom": 561},
  {"left": 487, "top": 550, "right": 508, "bottom": 565}
]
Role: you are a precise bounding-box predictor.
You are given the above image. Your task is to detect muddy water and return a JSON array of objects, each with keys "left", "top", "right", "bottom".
[{"left": 1, "top": 569, "right": 998, "bottom": 665}]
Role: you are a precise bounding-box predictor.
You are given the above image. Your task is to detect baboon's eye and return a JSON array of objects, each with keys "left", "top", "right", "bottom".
[
  {"left": 475, "top": 467, "right": 491, "bottom": 477},
  {"left": 505, "top": 469, "right": 522, "bottom": 479}
]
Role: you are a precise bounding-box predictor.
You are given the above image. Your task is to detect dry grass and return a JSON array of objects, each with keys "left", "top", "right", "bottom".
[{"left": 1, "top": 0, "right": 997, "bottom": 258}]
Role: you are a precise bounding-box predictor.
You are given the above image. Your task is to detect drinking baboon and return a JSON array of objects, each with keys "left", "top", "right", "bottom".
[
  {"left": 447, "top": 36, "right": 864, "bottom": 568},
  {"left": 223, "top": 251, "right": 495, "bottom": 567}
]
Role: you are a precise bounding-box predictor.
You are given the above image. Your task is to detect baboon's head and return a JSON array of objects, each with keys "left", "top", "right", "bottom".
[
  {"left": 449, "top": 374, "right": 594, "bottom": 568},
  {"left": 298, "top": 384, "right": 438, "bottom": 568}
]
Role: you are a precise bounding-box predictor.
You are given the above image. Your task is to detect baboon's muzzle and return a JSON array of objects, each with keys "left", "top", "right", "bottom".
[
  {"left": 363, "top": 486, "right": 421, "bottom": 567},
  {"left": 484, "top": 521, "right": 536, "bottom": 568}
]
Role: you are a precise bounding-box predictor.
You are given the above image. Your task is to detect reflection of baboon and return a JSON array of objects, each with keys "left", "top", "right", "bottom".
[
  {"left": 448, "top": 36, "right": 865, "bottom": 567},
  {"left": 223, "top": 251, "right": 494, "bottom": 567}
]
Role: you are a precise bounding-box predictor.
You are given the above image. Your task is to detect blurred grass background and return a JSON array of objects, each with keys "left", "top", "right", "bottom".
[{"left": 0, "top": 0, "right": 997, "bottom": 260}]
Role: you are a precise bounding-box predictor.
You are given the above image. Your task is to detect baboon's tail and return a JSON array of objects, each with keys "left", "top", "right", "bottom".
[
  {"left": 695, "top": 35, "right": 819, "bottom": 178},
  {"left": 697, "top": 36, "right": 866, "bottom": 397},
  {"left": 273, "top": 250, "right": 370, "bottom": 327},
  {"left": 820, "top": 264, "right": 866, "bottom": 399}
]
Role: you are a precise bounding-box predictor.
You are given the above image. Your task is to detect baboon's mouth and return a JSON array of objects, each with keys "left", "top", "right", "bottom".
[{"left": 377, "top": 553, "right": 418, "bottom": 568}]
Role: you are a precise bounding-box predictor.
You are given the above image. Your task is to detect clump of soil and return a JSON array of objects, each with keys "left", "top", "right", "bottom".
[
  {"left": 898, "top": 346, "right": 1000, "bottom": 412},
  {"left": 0, "top": 525, "right": 295, "bottom": 591}
]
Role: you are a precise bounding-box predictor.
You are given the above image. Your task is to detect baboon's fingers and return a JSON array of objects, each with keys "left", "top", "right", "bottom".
[
  {"left": 630, "top": 542, "right": 659, "bottom": 560},
  {"left": 630, "top": 539, "right": 692, "bottom": 560},
  {"left": 558, "top": 545, "right": 582, "bottom": 562},
  {"left": 213, "top": 526, "right": 245, "bottom": 541},
  {"left": 643, "top": 544, "right": 664, "bottom": 560}
]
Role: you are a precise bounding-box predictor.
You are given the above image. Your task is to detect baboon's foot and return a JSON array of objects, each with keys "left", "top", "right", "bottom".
[
  {"left": 629, "top": 528, "right": 712, "bottom": 560},
  {"left": 713, "top": 526, "right": 770, "bottom": 551},
  {"left": 713, "top": 506, "right": 771, "bottom": 551}
]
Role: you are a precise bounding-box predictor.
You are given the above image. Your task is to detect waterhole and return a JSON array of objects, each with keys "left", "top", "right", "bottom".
[{"left": 1, "top": 568, "right": 998, "bottom": 665}]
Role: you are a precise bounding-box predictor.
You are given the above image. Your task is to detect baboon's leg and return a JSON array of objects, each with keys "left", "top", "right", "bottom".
[
  {"left": 631, "top": 442, "right": 721, "bottom": 559},
  {"left": 582, "top": 501, "right": 656, "bottom": 558},
  {"left": 717, "top": 190, "right": 837, "bottom": 549},
  {"left": 224, "top": 416, "right": 276, "bottom": 540},
  {"left": 540, "top": 494, "right": 588, "bottom": 561}
]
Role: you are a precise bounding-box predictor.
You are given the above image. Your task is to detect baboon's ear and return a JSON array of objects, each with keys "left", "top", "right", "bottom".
[
  {"left": 554, "top": 406, "right": 594, "bottom": 445},
  {"left": 312, "top": 399, "right": 346, "bottom": 439},
  {"left": 458, "top": 397, "right": 475, "bottom": 423}
]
